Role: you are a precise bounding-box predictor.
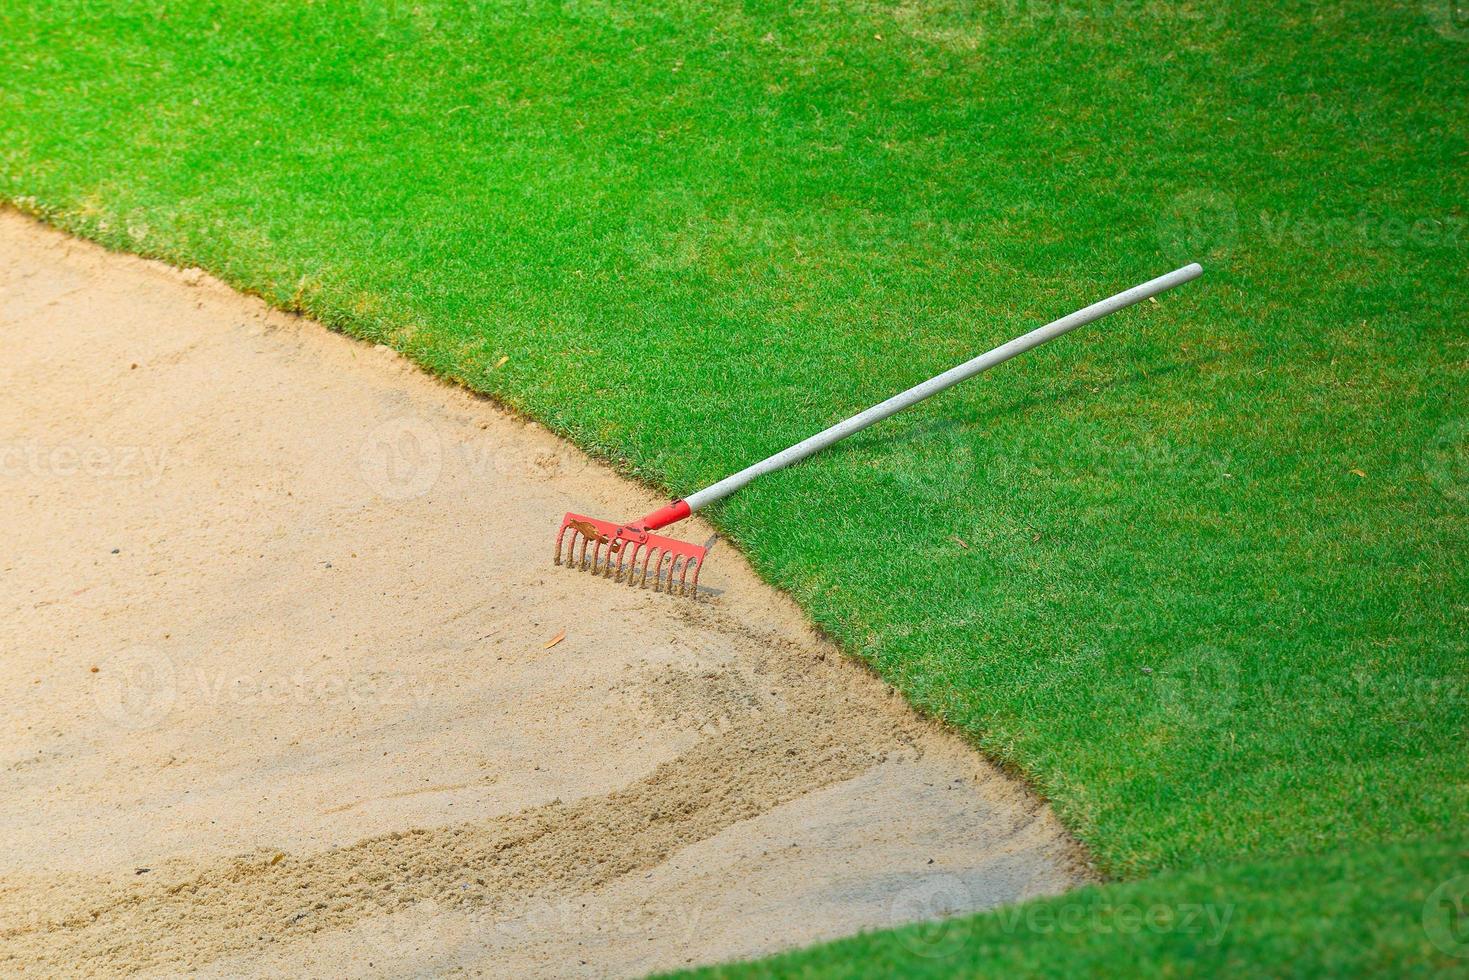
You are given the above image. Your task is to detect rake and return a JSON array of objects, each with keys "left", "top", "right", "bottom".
[{"left": 555, "top": 263, "right": 1203, "bottom": 595}]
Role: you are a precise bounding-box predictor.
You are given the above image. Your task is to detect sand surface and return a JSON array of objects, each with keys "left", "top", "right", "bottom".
[{"left": 0, "top": 210, "right": 1086, "bottom": 977}]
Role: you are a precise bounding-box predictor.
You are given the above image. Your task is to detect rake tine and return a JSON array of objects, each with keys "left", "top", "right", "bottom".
[
  {"left": 688, "top": 556, "right": 703, "bottom": 597},
  {"left": 677, "top": 556, "right": 693, "bottom": 596},
  {"left": 622, "top": 542, "right": 642, "bottom": 584},
  {"left": 653, "top": 549, "right": 670, "bottom": 593},
  {"left": 554, "top": 524, "right": 569, "bottom": 566},
  {"left": 640, "top": 547, "right": 658, "bottom": 589}
]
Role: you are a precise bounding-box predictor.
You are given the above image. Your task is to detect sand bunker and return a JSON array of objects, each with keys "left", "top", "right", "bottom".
[{"left": 0, "top": 210, "right": 1086, "bottom": 976}]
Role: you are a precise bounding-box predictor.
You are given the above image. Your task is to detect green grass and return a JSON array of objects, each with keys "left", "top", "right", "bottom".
[{"left": 2, "top": 0, "right": 1466, "bottom": 973}]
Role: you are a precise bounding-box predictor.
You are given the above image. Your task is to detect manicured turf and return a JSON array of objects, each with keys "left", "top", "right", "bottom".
[{"left": 2, "top": 0, "right": 1465, "bottom": 972}]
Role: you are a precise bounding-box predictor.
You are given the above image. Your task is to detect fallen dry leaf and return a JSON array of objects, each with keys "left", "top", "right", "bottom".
[
  {"left": 543, "top": 630, "right": 566, "bottom": 650},
  {"left": 494, "top": 355, "right": 509, "bottom": 369},
  {"left": 949, "top": 535, "right": 969, "bottom": 549},
  {"left": 1350, "top": 468, "right": 1366, "bottom": 478}
]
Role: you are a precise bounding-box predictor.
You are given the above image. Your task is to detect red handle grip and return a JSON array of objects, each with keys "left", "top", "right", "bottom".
[{"left": 631, "top": 499, "right": 691, "bottom": 533}]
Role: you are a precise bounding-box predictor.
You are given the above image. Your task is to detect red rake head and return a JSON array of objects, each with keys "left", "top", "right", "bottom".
[{"left": 554, "top": 512, "right": 706, "bottom": 596}]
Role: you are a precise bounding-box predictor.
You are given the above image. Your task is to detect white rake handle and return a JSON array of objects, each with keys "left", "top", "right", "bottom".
[{"left": 681, "top": 263, "right": 1203, "bottom": 513}]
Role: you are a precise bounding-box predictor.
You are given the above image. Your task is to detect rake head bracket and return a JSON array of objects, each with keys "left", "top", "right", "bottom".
[{"left": 555, "top": 506, "right": 705, "bottom": 595}]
